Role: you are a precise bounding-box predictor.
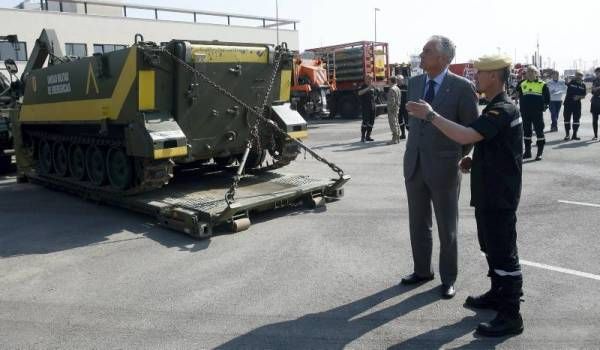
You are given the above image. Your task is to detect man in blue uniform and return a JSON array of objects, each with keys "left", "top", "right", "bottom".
[
  {"left": 563, "top": 71, "right": 587, "bottom": 140},
  {"left": 516, "top": 66, "right": 549, "bottom": 160},
  {"left": 358, "top": 76, "right": 376, "bottom": 142},
  {"left": 406, "top": 54, "right": 524, "bottom": 337}
]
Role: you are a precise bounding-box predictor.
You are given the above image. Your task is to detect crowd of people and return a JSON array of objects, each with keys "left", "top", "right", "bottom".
[{"left": 359, "top": 56, "right": 600, "bottom": 153}]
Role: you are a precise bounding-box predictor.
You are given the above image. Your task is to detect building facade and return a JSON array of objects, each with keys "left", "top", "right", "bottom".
[{"left": 0, "top": 0, "right": 299, "bottom": 78}]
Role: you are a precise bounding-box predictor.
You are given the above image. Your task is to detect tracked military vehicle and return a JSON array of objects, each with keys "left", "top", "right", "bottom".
[
  {"left": 11, "top": 29, "right": 349, "bottom": 236},
  {"left": 18, "top": 30, "right": 306, "bottom": 193}
]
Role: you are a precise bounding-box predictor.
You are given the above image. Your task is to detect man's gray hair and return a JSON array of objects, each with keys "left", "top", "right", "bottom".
[{"left": 429, "top": 35, "right": 456, "bottom": 63}]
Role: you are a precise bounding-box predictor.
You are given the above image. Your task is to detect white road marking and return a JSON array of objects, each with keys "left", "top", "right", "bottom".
[
  {"left": 521, "top": 260, "right": 600, "bottom": 281},
  {"left": 558, "top": 200, "right": 600, "bottom": 208}
]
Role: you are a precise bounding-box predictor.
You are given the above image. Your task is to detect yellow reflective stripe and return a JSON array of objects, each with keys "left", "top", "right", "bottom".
[
  {"left": 190, "top": 45, "right": 268, "bottom": 63},
  {"left": 138, "top": 70, "right": 156, "bottom": 111},
  {"left": 21, "top": 48, "right": 138, "bottom": 122},
  {"left": 279, "top": 69, "right": 292, "bottom": 101},
  {"left": 153, "top": 146, "right": 188, "bottom": 159},
  {"left": 287, "top": 130, "right": 308, "bottom": 139},
  {"left": 521, "top": 81, "right": 544, "bottom": 95}
]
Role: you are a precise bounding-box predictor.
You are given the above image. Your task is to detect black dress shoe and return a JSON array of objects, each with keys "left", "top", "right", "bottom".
[
  {"left": 400, "top": 273, "right": 434, "bottom": 285},
  {"left": 465, "top": 291, "right": 499, "bottom": 310},
  {"left": 476, "top": 313, "right": 524, "bottom": 337},
  {"left": 441, "top": 284, "right": 456, "bottom": 299}
]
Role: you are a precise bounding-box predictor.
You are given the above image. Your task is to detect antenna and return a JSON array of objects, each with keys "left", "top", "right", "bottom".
[{"left": 275, "top": 0, "right": 279, "bottom": 45}]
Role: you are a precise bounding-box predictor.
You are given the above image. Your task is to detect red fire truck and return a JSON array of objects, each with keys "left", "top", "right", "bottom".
[{"left": 306, "top": 41, "right": 390, "bottom": 118}]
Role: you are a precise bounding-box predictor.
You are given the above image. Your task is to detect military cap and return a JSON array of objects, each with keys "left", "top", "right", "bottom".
[{"left": 474, "top": 54, "right": 512, "bottom": 71}]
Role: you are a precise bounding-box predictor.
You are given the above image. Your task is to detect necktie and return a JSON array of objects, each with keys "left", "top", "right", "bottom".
[{"left": 424, "top": 80, "right": 436, "bottom": 103}]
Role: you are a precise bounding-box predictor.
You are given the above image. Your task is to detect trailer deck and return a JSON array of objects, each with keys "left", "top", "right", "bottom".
[{"left": 27, "top": 168, "right": 349, "bottom": 238}]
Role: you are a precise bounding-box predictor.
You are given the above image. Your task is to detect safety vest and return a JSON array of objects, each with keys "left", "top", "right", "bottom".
[{"left": 520, "top": 80, "right": 545, "bottom": 96}]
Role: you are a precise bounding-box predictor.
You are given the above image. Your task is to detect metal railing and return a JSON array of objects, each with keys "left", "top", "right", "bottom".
[{"left": 33, "top": 0, "right": 298, "bottom": 30}]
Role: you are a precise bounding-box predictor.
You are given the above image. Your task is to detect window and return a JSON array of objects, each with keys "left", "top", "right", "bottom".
[
  {"left": 65, "top": 43, "right": 87, "bottom": 57},
  {"left": 93, "top": 44, "right": 127, "bottom": 54},
  {"left": 0, "top": 41, "right": 27, "bottom": 61}
]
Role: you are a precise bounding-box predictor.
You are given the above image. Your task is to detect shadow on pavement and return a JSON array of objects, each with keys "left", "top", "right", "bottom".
[
  {"left": 312, "top": 140, "right": 393, "bottom": 152},
  {"left": 552, "top": 139, "right": 598, "bottom": 149},
  {"left": 215, "top": 285, "right": 445, "bottom": 349},
  {"left": 307, "top": 117, "right": 360, "bottom": 126},
  {"left": 389, "top": 312, "right": 515, "bottom": 349},
  {"left": 0, "top": 183, "right": 211, "bottom": 258}
]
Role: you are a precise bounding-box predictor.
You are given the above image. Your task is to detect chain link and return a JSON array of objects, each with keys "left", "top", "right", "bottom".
[{"left": 148, "top": 43, "right": 346, "bottom": 205}]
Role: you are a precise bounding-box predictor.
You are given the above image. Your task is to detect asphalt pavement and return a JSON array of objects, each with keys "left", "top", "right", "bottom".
[{"left": 1, "top": 98, "right": 599, "bottom": 349}]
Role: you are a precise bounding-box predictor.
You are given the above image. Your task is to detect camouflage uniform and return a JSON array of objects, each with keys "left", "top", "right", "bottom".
[{"left": 387, "top": 83, "right": 402, "bottom": 143}]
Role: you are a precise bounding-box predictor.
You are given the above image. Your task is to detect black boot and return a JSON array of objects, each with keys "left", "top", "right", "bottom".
[
  {"left": 572, "top": 123, "right": 581, "bottom": 140},
  {"left": 465, "top": 275, "right": 500, "bottom": 310},
  {"left": 564, "top": 124, "right": 571, "bottom": 141},
  {"left": 365, "top": 127, "right": 374, "bottom": 141},
  {"left": 399, "top": 124, "right": 406, "bottom": 139},
  {"left": 523, "top": 140, "right": 532, "bottom": 159},
  {"left": 360, "top": 126, "right": 366, "bottom": 142},
  {"left": 477, "top": 312, "right": 524, "bottom": 337},
  {"left": 477, "top": 274, "right": 524, "bottom": 337},
  {"left": 535, "top": 140, "right": 545, "bottom": 161}
]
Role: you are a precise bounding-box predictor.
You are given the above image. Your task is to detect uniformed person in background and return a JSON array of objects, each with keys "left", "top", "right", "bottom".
[
  {"left": 357, "top": 75, "right": 376, "bottom": 142},
  {"left": 516, "top": 65, "right": 550, "bottom": 160},
  {"left": 386, "top": 76, "right": 402, "bottom": 144},
  {"left": 563, "top": 71, "right": 587, "bottom": 141},
  {"left": 591, "top": 67, "right": 600, "bottom": 140},
  {"left": 406, "top": 54, "right": 524, "bottom": 337},
  {"left": 397, "top": 75, "right": 408, "bottom": 139}
]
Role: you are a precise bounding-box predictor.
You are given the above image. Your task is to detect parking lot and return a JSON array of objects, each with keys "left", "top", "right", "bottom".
[{"left": 1, "top": 100, "right": 599, "bottom": 349}]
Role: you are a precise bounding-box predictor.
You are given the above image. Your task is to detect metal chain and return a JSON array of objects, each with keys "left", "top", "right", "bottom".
[
  {"left": 224, "top": 47, "right": 283, "bottom": 205},
  {"left": 150, "top": 44, "right": 346, "bottom": 204}
]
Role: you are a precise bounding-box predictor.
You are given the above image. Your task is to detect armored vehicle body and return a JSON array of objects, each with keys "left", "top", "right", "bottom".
[{"left": 18, "top": 30, "right": 306, "bottom": 193}]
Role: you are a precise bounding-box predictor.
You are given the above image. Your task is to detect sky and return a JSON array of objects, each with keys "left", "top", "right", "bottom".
[{"left": 3, "top": 0, "right": 600, "bottom": 72}]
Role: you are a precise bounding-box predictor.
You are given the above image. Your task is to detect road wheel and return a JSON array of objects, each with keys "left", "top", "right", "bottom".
[
  {"left": 53, "top": 142, "right": 69, "bottom": 177},
  {"left": 69, "top": 144, "right": 86, "bottom": 181},
  {"left": 38, "top": 139, "right": 53, "bottom": 175},
  {"left": 106, "top": 147, "right": 133, "bottom": 190},
  {"left": 85, "top": 145, "right": 106, "bottom": 186}
]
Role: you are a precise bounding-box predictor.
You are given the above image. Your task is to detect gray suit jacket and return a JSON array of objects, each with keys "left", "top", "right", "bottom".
[{"left": 403, "top": 71, "right": 479, "bottom": 189}]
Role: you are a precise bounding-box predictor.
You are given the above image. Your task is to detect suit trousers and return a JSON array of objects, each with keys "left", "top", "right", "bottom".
[{"left": 405, "top": 157, "right": 459, "bottom": 285}]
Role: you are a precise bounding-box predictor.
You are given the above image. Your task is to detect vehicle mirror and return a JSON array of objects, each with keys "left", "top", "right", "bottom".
[{"left": 4, "top": 59, "right": 18, "bottom": 75}]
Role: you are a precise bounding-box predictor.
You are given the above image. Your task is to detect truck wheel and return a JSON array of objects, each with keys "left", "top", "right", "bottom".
[
  {"left": 0, "top": 154, "right": 10, "bottom": 174},
  {"left": 339, "top": 94, "right": 360, "bottom": 119}
]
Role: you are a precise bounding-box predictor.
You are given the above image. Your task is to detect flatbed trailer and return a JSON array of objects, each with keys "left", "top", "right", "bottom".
[{"left": 25, "top": 167, "right": 348, "bottom": 238}]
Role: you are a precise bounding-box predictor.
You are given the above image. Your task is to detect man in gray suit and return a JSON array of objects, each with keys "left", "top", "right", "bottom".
[{"left": 400, "top": 35, "right": 479, "bottom": 299}]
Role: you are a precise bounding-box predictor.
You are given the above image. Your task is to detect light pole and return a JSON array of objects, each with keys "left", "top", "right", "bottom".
[{"left": 374, "top": 8, "right": 380, "bottom": 42}]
